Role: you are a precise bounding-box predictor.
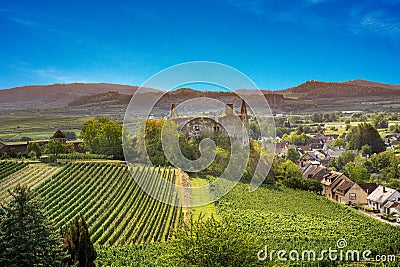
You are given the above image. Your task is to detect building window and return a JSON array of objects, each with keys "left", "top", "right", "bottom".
[
  {"left": 349, "top": 193, "right": 356, "bottom": 200},
  {"left": 194, "top": 125, "right": 200, "bottom": 131}
]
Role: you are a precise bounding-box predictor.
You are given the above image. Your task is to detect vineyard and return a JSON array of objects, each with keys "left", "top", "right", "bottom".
[
  {"left": 35, "top": 162, "right": 183, "bottom": 246},
  {"left": 215, "top": 181, "right": 400, "bottom": 260},
  {"left": 0, "top": 161, "right": 27, "bottom": 180},
  {"left": 0, "top": 163, "right": 61, "bottom": 201}
]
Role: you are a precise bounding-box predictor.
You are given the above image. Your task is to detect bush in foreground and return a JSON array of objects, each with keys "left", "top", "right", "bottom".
[{"left": 0, "top": 184, "right": 67, "bottom": 267}]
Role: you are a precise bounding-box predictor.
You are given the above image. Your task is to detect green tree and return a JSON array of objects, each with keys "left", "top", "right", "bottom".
[
  {"left": 80, "top": 118, "right": 123, "bottom": 159},
  {"left": 27, "top": 142, "right": 42, "bottom": 157},
  {"left": 275, "top": 160, "right": 302, "bottom": 181},
  {"left": 329, "top": 150, "right": 356, "bottom": 172},
  {"left": 345, "top": 162, "right": 371, "bottom": 183},
  {"left": 360, "top": 144, "right": 372, "bottom": 156},
  {"left": 296, "top": 125, "right": 304, "bottom": 134},
  {"left": 372, "top": 114, "right": 388, "bottom": 129},
  {"left": 167, "top": 216, "right": 265, "bottom": 267},
  {"left": 248, "top": 120, "right": 261, "bottom": 140},
  {"left": 282, "top": 132, "right": 311, "bottom": 145},
  {"left": 62, "top": 216, "right": 96, "bottom": 267},
  {"left": 366, "top": 150, "right": 399, "bottom": 183},
  {"left": 311, "top": 113, "right": 323, "bottom": 123},
  {"left": 44, "top": 140, "right": 74, "bottom": 155},
  {"left": 332, "top": 138, "right": 345, "bottom": 148},
  {"left": 136, "top": 119, "right": 172, "bottom": 166},
  {"left": 347, "top": 123, "right": 386, "bottom": 154},
  {"left": 276, "top": 127, "right": 291, "bottom": 137},
  {"left": 389, "top": 123, "right": 400, "bottom": 133},
  {"left": 285, "top": 147, "right": 299, "bottom": 162},
  {"left": 0, "top": 185, "right": 67, "bottom": 267}
]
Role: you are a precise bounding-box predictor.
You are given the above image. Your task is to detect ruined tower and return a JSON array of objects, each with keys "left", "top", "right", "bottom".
[{"left": 169, "top": 104, "right": 179, "bottom": 119}]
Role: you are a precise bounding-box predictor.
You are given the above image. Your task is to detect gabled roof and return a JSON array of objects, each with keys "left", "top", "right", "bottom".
[
  {"left": 333, "top": 179, "right": 355, "bottom": 195},
  {"left": 302, "top": 164, "right": 318, "bottom": 176},
  {"left": 53, "top": 129, "right": 66, "bottom": 139},
  {"left": 304, "top": 165, "right": 328, "bottom": 181},
  {"left": 301, "top": 151, "right": 319, "bottom": 161},
  {"left": 321, "top": 171, "right": 347, "bottom": 186},
  {"left": 326, "top": 148, "right": 345, "bottom": 158},
  {"left": 367, "top": 186, "right": 399, "bottom": 204},
  {"left": 359, "top": 183, "right": 378, "bottom": 195},
  {"left": 313, "top": 150, "right": 327, "bottom": 160}
]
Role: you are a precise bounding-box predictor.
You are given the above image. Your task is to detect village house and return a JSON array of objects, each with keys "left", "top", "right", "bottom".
[
  {"left": 321, "top": 171, "right": 351, "bottom": 199},
  {"left": 297, "top": 145, "right": 311, "bottom": 155},
  {"left": 0, "top": 140, "right": 28, "bottom": 155},
  {"left": 367, "top": 186, "right": 400, "bottom": 213},
  {"left": 332, "top": 180, "right": 369, "bottom": 205},
  {"left": 302, "top": 163, "right": 329, "bottom": 182},
  {"left": 309, "top": 142, "right": 327, "bottom": 151}
]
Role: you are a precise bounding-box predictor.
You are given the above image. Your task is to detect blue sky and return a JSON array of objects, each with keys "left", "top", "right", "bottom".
[{"left": 0, "top": 0, "right": 399, "bottom": 90}]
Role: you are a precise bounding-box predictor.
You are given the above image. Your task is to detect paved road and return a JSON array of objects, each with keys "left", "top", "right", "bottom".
[{"left": 358, "top": 209, "right": 399, "bottom": 227}]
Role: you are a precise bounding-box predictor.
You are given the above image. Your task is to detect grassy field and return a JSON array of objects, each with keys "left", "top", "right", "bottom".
[{"left": 0, "top": 116, "right": 94, "bottom": 141}]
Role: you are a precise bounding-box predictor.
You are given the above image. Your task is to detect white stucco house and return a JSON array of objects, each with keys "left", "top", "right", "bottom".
[{"left": 367, "top": 186, "right": 400, "bottom": 213}]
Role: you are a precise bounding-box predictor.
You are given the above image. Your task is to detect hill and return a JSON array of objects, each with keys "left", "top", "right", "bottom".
[
  {"left": 285, "top": 79, "right": 400, "bottom": 99},
  {"left": 0, "top": 83, "right": 159, "bottom": 110}
]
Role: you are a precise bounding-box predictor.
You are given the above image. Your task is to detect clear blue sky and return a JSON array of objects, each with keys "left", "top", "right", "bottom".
[{"left": 0, "top": 0, "right": 399, "bottom": 90}]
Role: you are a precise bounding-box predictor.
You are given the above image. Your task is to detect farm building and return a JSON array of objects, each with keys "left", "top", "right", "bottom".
[{"left": 0, "top": 129, "right": 83, "bottom": 156}]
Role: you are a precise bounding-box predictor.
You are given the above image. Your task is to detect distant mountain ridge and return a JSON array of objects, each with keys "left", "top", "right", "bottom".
[{"left": 0, "top": 79, "right": 399, "bottom": 111}]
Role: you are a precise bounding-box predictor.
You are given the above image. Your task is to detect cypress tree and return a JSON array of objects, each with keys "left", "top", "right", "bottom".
[
  {"left": 62, "top": 216, "right": 96, "bottom": 267},
  {"left": 0, "top": 184, "right": 67, "bottom": 267}
]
